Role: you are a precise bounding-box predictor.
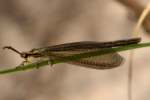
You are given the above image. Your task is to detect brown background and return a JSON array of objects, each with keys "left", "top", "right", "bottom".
[{"left": 0, "top": 0, "right": 150, "bottom": 100}]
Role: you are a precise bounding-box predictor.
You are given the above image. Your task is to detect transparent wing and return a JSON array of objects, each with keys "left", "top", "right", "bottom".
[
  {"left": 69, "top": 53, "right": 124, "bottom": 69},
  {"left": 46, "top": 49, "right": 124, "bottom": 69},
  {"left": 33, "top": 37, "right": 140, "bottom": 52}
]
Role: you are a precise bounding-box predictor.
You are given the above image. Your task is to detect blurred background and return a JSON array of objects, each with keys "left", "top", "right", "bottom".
[{"left": 0, "top": 0, "right": 150, "bottom": 100}]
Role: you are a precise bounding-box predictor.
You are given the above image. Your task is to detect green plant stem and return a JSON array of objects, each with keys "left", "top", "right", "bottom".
[{"left": 0, "top": 42, "right": 150, "bottom": 74}]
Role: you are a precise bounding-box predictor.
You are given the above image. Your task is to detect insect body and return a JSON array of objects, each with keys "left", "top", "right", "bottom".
[{"left": 3, "top": 37, "right": 141, "bottom": 69}]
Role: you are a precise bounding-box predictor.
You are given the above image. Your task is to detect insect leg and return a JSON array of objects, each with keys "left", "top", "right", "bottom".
[{"left": 47, "top": 57, "right": 54, "bottom": 67}]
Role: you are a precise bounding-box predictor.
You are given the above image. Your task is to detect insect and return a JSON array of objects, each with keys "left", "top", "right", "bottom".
[{"left": 3, "top": 37, "right": 141, "bottom": 69}]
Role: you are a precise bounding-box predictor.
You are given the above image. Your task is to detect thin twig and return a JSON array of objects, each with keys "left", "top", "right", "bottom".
[{"left": 117, "top": 0, "right": 150, "bottom": 32}]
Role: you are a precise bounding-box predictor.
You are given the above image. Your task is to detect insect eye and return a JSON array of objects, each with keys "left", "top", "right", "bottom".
[{"left": 21, "top": 53, "right": 28, "bottom": 58}]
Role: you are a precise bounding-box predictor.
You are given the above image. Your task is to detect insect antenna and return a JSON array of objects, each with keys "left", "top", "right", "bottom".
[{"left": 3, "top": 46, "right": 22, "bottom": 56}]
